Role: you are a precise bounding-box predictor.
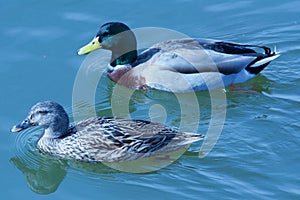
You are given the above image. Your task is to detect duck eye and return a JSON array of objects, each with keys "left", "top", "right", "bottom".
[{"left": 37, "top": 110, "right": 49, "bottom": 114}]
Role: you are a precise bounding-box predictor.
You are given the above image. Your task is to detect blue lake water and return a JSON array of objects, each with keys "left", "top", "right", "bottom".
[{"left": 1, "top": 0, "right": 300, "bottom": 199}]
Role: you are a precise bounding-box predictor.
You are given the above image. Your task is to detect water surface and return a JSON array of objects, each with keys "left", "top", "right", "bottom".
[{"left": 1, "top": 0, "right": 299, "bottom": 199}]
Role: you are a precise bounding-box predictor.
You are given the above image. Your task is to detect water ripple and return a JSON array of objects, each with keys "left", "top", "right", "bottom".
[{"left": 13, "top": 128, "right": 41, "bottom": 167}]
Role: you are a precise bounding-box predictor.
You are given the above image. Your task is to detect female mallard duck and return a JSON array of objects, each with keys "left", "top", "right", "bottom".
[
  {"left": 11, "top": 101, "right": 203, "bottom": 163},
  {"left": 78, "top": 22, "right": 279, "bottom": 92}
]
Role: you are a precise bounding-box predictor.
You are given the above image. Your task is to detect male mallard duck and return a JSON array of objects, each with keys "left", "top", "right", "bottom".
[
  {"left": 78, "top": 22, "right": 279, "bottom": 92},
  {"left": 11, "top": 101, "right": 203, "bottom": 163}
]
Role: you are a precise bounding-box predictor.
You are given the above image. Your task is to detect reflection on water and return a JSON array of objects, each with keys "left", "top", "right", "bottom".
[
  {"left": 10, "top": 152, "right": 67, "bottom": 194},
  {"left": 10, "top": 148, "right": 119, "bottom": 194},
  {"left": 12, "top": 128, "right": 68, "bottom": 194}
]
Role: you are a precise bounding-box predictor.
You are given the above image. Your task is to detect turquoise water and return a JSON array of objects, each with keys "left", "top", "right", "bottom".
[{"left": 1, "top": 0, "right": 300, "bottom": 199}]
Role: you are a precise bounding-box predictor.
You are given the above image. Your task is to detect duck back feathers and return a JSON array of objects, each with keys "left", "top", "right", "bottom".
[{"left": 40, "top": 117, "right": 203, "bottom": 163}]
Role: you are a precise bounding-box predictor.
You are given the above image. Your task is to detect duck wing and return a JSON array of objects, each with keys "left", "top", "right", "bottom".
[
  {"left": 74, "top": 117, "right": 202, "bottom": 161},
  {"left": 138, "top": 38, "right": 276, "bottom": 75},
  {"left": 198, "top": 39, "right": 277, "bottom": 74}
]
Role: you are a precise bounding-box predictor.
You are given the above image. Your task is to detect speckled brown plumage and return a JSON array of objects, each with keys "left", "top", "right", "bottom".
[{"left": 11, "top": 101, "right": 203, "bottom": 163}]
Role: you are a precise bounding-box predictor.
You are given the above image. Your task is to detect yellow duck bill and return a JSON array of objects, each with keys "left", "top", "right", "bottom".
[{"left": 77, "top": 36, "right": 101, "bottom": 55}]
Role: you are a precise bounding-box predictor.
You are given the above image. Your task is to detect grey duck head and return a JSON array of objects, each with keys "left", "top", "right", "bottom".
[{"left": 11, "top": 101, "right": 69, "bottom": 139}]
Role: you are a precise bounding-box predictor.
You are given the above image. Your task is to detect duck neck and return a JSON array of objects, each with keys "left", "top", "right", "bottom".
[
  {"left": 110, "top": 50, "right": 138, "bottom": 66},
  {"left": 37, "top": 128, "right": 62, "bottom": 154},
  {"left": 42, "top": 120, "right": 69, "bottom": 139}
]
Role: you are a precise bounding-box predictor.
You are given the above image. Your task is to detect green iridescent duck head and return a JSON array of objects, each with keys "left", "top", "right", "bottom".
[{"left": 78, "top": 22, "right": 138, "bottom": 66}]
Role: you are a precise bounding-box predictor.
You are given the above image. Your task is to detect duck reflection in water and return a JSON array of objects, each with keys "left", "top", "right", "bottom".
[
  {"left": 10, "top": 149, "right": 120, "bottom": 194},
  {"left": 10, "top": 151, "right": 68, "bottom": 194}
]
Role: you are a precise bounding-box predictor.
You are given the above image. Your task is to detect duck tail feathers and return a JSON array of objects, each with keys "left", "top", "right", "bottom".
[
  {"left": 250, "top": 53, "right": 280, "bottom": 68},
  {"left": 246, "top": 47, "right": 280, "bottom": 74},
  {"left": 178, "top": 133, "right": 204, "bottom": 146}
]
